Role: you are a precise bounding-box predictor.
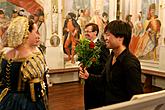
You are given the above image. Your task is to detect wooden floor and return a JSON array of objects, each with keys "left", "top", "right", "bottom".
[{"left": 48, "top": 82, "right": 84, "bottom": 110}]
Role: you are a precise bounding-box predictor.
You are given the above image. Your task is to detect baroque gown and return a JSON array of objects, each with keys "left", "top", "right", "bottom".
[{"left": 0, "top": 50, "right": 48, "bottom": 110}]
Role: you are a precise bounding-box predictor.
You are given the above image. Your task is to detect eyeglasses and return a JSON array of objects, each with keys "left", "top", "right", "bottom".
[{"left": 84, "top": 30, "right": 93, "bottom": 33}]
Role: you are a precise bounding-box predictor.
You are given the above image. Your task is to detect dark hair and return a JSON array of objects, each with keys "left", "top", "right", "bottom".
[
  {"left": 104, "top": 20, "right": 132, "bottom": 47},
  {"left": 80, "top": 9, "right": 84, "bottom": 13},
  {"left": 77, "top": 9, "right": 84, "bottom": 18},
  {"left": 28, "top": 19, "right": 35, "bottom": 32},
  {"left": 102, "top": 12, "right": 108, "bottom": 17},
  {"left": 29, "top": 15, "right": 34, "bottom": 20},
  {"left": 85, "top": 23, "right": 99, "bottom": 36},
  {"left": 125, "top": 14, "right": 132, "bottom": 21},
  {"left": 0, "top": 10, "right": 4, "bottom": 14},
  {"left": 68, "top": 12, "right": 76, "bottom": 19}
]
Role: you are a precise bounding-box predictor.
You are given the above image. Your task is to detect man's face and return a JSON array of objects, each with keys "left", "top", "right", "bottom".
[
  {"left": 84, "top": 26, "right": 96, "bottom": 41},
  {"left": 104, "top": 32, "right": 122, "bottom": 49}
]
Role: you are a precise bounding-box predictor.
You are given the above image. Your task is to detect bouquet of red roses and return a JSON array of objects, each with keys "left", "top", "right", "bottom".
[{"left": 75, "top": 38, "right": 101, "bottom": 83}]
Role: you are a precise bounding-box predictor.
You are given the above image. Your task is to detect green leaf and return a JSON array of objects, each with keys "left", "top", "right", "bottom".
[{"left": 75, "top": 38, "right": 101, "bottom": 68}]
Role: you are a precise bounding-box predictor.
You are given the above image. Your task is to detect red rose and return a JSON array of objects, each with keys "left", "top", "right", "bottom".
[
  {"left": 91, "top": 58, "right": 96, "bottom": 62},
  {"left": 89, "top": 41, "right": 95, "bottom": 49}
]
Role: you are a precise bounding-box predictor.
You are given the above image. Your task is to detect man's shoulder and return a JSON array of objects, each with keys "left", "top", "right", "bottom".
[{"left": 122, "top": 51, "right": 140, "bottom": 67}]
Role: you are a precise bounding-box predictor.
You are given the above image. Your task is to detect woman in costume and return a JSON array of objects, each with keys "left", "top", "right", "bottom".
[
  {"left": 0, "top": 16, "right": 48, "bottom": 110},
  {"left": 135, "top": 3, "right": 161, "bottom": 60}
]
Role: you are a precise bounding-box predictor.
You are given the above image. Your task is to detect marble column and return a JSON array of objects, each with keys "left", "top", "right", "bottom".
[
  {"left": 109, "top": 0, "right": 117, "bottom": 21},
  {"left": 90, "top": 0, "right": 103, "bottom": 16},
  {"left": 90, "top": 0, "right": 96, "bottom": 16},
  {"left": 159, "top": 0, "right": 165, "bottom": 71},
  {"left": 160, "top": 0, "right": 165, "bottom": 37},
  {"left": 129, "top": 0, "right": 136, "bottom": 23},
  {"left": 96, "top": 0, "right": 104, "bottom": 15},
  {"left": 44, "top": 0, "right": 64, "bottom": 69},
  {"left": 136, "top": 0, "right": 142, "bottom": 14},
  {"left": 121, "top": 0, "right": 130, "bottom": 20},
  {"left": 43, "top": 0, "right": 52, "bottom": 40},
  {"left": 47, "top": 0, "right": 79, "bottom": 84},
  {"left": 58, "top": 0, "right": 63, "bottom": 47},
  {"left": 119, "top": 0, "right": 123, "bottom": 20}
]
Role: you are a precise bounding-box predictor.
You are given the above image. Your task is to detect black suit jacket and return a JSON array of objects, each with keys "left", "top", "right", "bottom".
[
  {"left": 84, "top": 39, "right": 110, "bottom": 110},
  {"left": 102, "top": 49, "right": 143, "bottom": 106}
]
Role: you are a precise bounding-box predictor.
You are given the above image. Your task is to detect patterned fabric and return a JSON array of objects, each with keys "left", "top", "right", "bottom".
[
  {"left": 0, "top": 51, "right": 48, "bottom": 110},
  {"left": 6, "top": 17, "right": 29, "bottom": 48}
]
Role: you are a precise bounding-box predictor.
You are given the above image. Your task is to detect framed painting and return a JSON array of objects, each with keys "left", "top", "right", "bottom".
[{"left": 129, "top": 0, "right": 162, "bottom": 69}]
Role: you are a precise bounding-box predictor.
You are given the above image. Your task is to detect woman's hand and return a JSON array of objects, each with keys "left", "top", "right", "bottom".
[{"left": 79, "top": 66, "right": 89, "bottom": 79}]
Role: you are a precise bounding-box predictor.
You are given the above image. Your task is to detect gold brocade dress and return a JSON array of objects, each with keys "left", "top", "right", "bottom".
[{"left": 0, "top": 51, "right": 48, "bottom": 110}]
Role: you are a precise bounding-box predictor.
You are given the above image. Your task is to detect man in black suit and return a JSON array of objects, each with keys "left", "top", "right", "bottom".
[
  {"left": 102, "top": 20, "right": 143, "bottom": 105},
  {"left": 79, "top": 23, "right": 110, "bottom": 110}
]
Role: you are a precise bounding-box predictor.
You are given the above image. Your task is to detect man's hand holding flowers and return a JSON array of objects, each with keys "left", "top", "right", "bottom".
[
  {"left": 79, "top": 66, "right": 89, "bottom": 79},
  {"left": 75, "top": 38, "right": 101, "bottom": 84}
]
